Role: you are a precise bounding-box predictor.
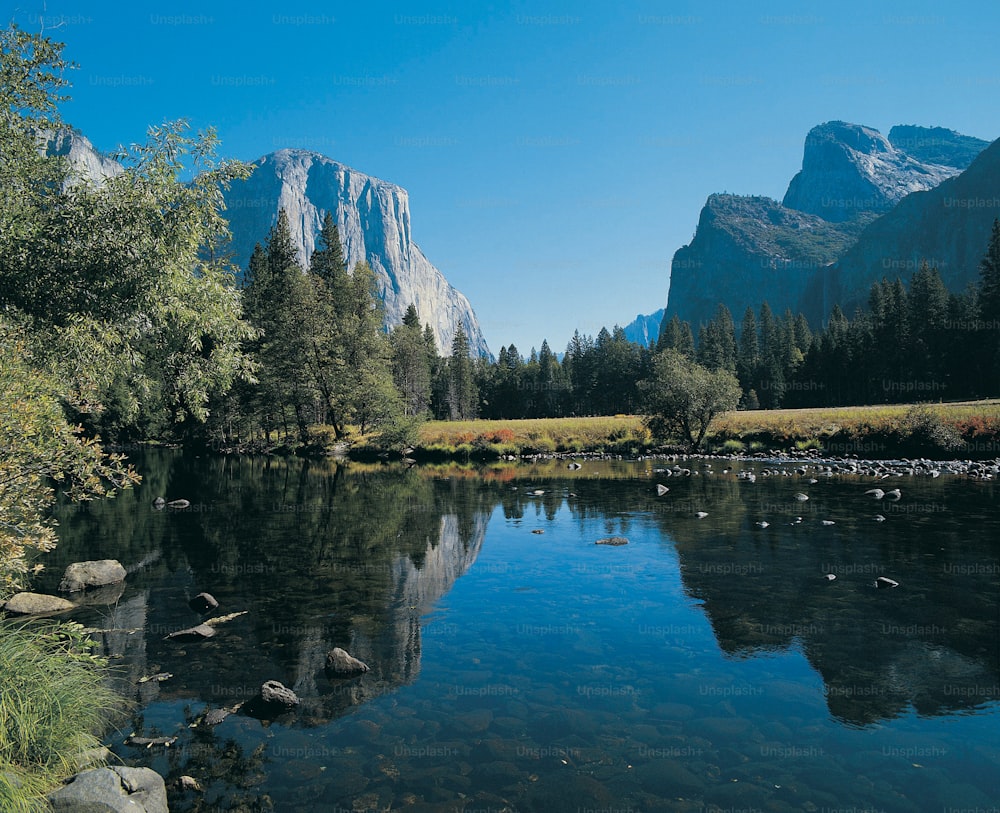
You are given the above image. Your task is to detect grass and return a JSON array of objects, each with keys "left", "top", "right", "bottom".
[
  {"left": 0, "top": 621, "right": 126, "bottom": 812},
  {"left": 405, "top": 400, "right": 1000, "bottom": 461},
  {"left": 415, "top": 416, "right": 651, "bottom": 459},
  {"left": 706, "top": 400, "right": 1000, "bottom": 458}
]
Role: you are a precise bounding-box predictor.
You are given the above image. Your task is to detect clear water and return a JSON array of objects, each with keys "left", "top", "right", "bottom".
[{"left": 42, "top": 450, "right": 1000, "bottom": 812}]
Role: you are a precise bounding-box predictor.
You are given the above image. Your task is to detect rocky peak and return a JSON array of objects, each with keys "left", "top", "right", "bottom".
[
  {"left": 782, "top": 121, "right": 960, "bottom": 222},
  {"left": 887, "top": 125, "right": 989, "bottom": 170},
  {"left": 224, "top": 149, "right": 490, "bottom": 358}
]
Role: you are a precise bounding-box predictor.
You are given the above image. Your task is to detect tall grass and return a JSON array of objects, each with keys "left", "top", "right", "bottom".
[{"left": 0, "top": 622, "right": 125, "bottom": 812}]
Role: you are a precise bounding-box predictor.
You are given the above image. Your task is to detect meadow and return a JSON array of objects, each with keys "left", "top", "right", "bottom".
[{"left": 408, "top": 401, "right": 1000, "bottom": 460}]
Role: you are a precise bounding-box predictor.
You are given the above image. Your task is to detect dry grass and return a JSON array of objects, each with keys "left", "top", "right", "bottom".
[
  {"left": 710, "top": 400, "right": 1000, "bottom": 441},
  {"left": 415, "top": 400, "right": 1000, "bottom": 459},
  {"left": 417, "top": 415, "right": 648, "bottom": 455}
]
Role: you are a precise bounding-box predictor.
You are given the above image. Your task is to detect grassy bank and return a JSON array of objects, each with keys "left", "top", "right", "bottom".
[
  {"left": 0, "top": 622, "right": 125, "bottom": 812},
  {"left": 388, "top": 401, "right": 1000, "bottom": 461},
  {"left": 411, "top": 416, "right": 650, "bottom": 460}
]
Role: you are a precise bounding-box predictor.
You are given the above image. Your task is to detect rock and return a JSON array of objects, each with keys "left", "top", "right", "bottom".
[
  {"left": 48, "top": 766, "right": 168, "bottom": 813},
  {"left": 152, "top": 497, "right": 166, "bottom": 510},
  {"left": 656, "top": 484, "right": 669, "bottom": 495},
  {"left": 188, "top": 592, "right": 219, "bottom": 613},
  {"left": 223, "top": 149, "right": 490, "bottom": 357},
  {"left": 3, "top": 592, "right": 75, "bottom": 615},
  {"left": 325, "top": 647, "right": 370, "bottom": 677},
  {"left": 783, "top": 121, "right": 961, "bottom": 222},
  {"left": 595, "top": 536, "right": 629, "bottom": 546},
  {"left": 875, "top": 576, "right": 900, "bottom": 589},
  {"left": 793, "top": 492, "right": 809, "bottom": 501},
  {"left": 695, "top": 511, "right": 709, "bottom": 519},
  {"left": 260, "top": 679, "right": 299, "bottom": 708},
  {"left": 124, "top": 735, "right": 178, "bottom": 748},
  {"left": 823, "top": 574, "right": 837, "bottom": 581},
  {"left": 165, "top": 624, "right": 216, "bottom": 641},
  {"left": 58, "top": 560, "right": 126, "bottom": 593},
  {"left": 177, "top": 775, "right": 203, "bottom": 792},
  {"left": 166, "top": 498, "right": 190, "bottom": 509}
]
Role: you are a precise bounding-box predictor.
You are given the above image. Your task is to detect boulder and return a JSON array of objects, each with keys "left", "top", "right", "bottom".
[
  {"left": 3, "top": 592, "right": 75, "bottom": 616},
  {"left": 260, "top": 680, "right": 299, "bottom": 708},
  {"left": 325, "top": 647, "right": 370, "bottom": 678},
  {"left": 48, "top": 766, "right": 168, "bottom": 813},
  {"left": 188, "top": 592, "right": 219, "bottom": 614},
  {"left": 59, "top": 560, "right": 126, "bottom": 593}
]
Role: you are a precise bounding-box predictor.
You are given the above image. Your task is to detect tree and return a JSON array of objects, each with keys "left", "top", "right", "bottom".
[
  {"left": 640, "top": 349, "right": 741, "bottom": 451},
  {"left": 697, "top": 304, "right": 737, "bottom": 373},
  {"left": 657, "top": 314, "right": 695, "bottom": 356},
  {"left": 446, "top": 326, "right": 479, "bottom": 420},
  {"left": 979, "top": 218, "right": 1000, "bottom": 320},
  {"left": 391, "top": 304, "right": 433, "bottom": 417},
  {"left": 736, "top": 306, "right": 759, "bottom": 392}
]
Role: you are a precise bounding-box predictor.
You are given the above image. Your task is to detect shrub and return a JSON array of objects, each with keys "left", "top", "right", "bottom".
[{"left": 902, "top": 405, "right": 963, "bottom": 454}]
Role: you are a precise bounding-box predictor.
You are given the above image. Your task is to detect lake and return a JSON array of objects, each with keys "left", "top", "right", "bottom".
[{"left": 41, "top": 449, "right": 1000, "bottom": 812}]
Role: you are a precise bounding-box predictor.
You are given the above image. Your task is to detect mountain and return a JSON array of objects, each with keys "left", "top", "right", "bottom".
[
  {"left": 664, "top": 193, "right": 869, "bottom": 329},
  {"left": 662, "top": 122, "right": 993, "bottom": 331},
  {"left": 42, "top": 128, "right": 122, "bottom": 184},
  {"left": 222, "top": 149, "right": 490, "bottom": 358},
  {"left": 818, "top": 135, "right": 1000, "bottom": 315},
  {"left": 782, "top": 121, "right": 962, "bottom": 223},
  {"left": 621, "top": 308, "right": 664, "bottom": 347},
  {"left": 44, "top": 133, "right": 489, "bottom": 359},
  {"left": 887, "top": 125, "right": 990, "bottom": 170}
]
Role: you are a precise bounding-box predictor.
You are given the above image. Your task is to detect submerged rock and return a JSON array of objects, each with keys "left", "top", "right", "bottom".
[
  {"left": 325, "top": 647, "right": 370, "bottom": 678},
  {"left": 58, "top": 560, "right": 126, "bottom": 593},
  {"left": 165, "top": 624, "right": 216, "bottom": 641},
  {"left": 188, "top": 592, "right": 219, "bottom": 614},
  {"left": 875, "top": 576, "right": 900, "bottom": 589}
]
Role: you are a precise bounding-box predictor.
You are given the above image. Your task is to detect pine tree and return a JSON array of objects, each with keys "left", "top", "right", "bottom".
[
  {"left": 447, "top": 326, "right": 479, "bottom": 419},
  {"left": 391, "top": 304, "right": 433, "bottom": 417},
  {"left": 737, "top": 306, "right": 759, "bottom": 391},
  {"left": 979, "top": 218, "right": 1000, "bottom": 320}
]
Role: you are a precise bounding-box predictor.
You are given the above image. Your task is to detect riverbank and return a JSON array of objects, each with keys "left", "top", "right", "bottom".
[{"left": 364, "top": 401, "right": 1000, "bottom": 462}]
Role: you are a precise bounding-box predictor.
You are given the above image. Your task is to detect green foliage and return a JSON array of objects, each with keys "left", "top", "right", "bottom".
[
  {"left": 641, "top": 349, "right": 742, "bottom": 451},
  {"left": 0, "top": 621, "right": 126, "bottom": 809},
  {"left": 0, "top": 321, "right": 138, "bottom": 596}
]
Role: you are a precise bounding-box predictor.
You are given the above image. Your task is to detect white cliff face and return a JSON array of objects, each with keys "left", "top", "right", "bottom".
[
  {"left": 223, "top": 149, "right": 490, "bottom": 358},
  {"left": 782, "top": 121, "right": 960, "bottom": 222},
  {"left": 43, "top": 129, "right": 123, "bottom": 185}
]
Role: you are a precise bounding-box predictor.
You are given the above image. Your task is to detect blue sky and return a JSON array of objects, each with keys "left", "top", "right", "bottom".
[{"left": 16, "top": 0, "right": 1000, "bottom": 355}]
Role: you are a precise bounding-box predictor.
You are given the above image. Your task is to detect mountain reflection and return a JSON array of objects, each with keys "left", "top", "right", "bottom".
[{"left": 45, "top": 453, "right": 1000, "bottom": 737}]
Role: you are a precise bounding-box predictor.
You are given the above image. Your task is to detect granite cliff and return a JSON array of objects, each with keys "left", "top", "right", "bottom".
[
  {"left": 45, "top": 133, "right": 490, "bottom": 358},
  {"left": 223, "top": 149, "right": 490, "bottom": 358},
  {"left": 782, "top": 121, "right": 964, "bottom": 222},
  {"left": 654, "top": 121, "right": 993, "bottom": 334}
]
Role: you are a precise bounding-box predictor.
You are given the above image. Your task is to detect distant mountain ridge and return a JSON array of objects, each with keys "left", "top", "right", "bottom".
[{"left": 624, "top": 122, "right": 993, "bottom": 343}]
